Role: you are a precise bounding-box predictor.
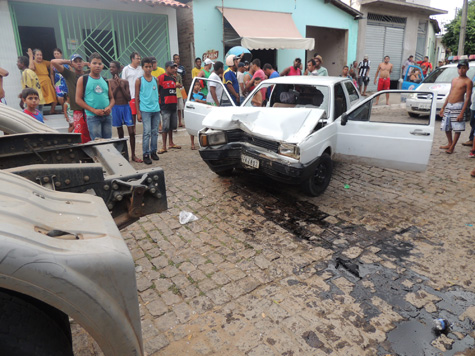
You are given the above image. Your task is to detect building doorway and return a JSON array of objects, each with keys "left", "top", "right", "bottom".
[
  {"left": 18, "top": 26, "right": 57, "bottom": 60},
  {"left": 306, "top": 26, "right": 348, "bottom": 76}
]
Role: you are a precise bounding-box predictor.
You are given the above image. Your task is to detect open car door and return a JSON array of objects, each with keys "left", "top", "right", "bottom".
[
  {"left": 184, "top": 77, "right": 235, "bottom": 137},
  {"left": 335, "top": 90, "right": 436, "bottom": 172}
]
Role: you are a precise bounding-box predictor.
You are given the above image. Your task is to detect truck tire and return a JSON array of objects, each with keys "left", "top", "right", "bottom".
[
  {"left": 301, "top": 153, "right": 333, "bottom": 197},
  {"left": 0, "top": 288, "right": 73, "bottom": 356},
  {"left": 408, "top": 112, "right": 420, "bottom": 118}
]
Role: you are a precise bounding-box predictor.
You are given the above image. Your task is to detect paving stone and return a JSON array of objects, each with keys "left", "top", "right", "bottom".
[
  {"left": 173, "top": 302, "right": 194, "bottom": 323},
  {"left": 144, "top": 333, "right": 169, "bottom": 354},
  {"left": 145, "top": 298, "right": 168, "bottom": 317},
  {"left": 161, "top": 290, "right": 182, "bottom": 306},
  {"left": 206, "top": 288, "right": 232, "bottom": 305}
]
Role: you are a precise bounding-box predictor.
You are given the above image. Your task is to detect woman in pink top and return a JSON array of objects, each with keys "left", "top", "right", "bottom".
[{"left": 281, "top": 58, "right": 302, "bottom": 76}]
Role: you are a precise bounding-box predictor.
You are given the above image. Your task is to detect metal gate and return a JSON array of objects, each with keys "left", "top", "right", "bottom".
[
  {"left": 10, "top": 2, "right": 170, "bottom": 76},
  {"left": 365, "top": 13, "right": 406, "bottom": 91}
]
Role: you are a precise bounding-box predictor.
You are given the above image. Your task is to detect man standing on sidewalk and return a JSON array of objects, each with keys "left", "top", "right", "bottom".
[
  {"left": 109, "top": 61, "right": 141, "bottom": 163},
  {"left": 158, "top": 61, "right": 181, "bottom": 153},
  {"left": 122, "top": 52, "right": 143, "bottom": 162},
  {"left": 358, "top": 55, "right": 371, "bottom": 96},
  {"left": 76, "top": 53, "right": 115, "bottom": 140},
  {"left": 51, "top": 54, "right": 91, "bottom": 142},
  {"left": 135, "top": 57, "right": 160, "bottom": 164},
  {"left": 439, "top": 59, "right": 472, "bottom": 154},
  {"left": 374, "top": 56, "right": 393, "bottom": 105}
]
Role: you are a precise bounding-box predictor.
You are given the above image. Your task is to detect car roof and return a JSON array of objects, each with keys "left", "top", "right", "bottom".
[{"left": 263, "top": 76, "right": 350, "bottom": 86}]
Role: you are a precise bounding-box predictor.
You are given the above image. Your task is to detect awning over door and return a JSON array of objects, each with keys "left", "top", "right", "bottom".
[{"left": 218, "top": 7, "right": 315, "bottom": 50}]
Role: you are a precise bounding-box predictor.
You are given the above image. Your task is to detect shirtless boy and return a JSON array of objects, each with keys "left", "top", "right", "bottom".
[
  {"left": 374, "top": 56, "right": 393, "bottom": 105},
  {"left": 109, "top": 61, "right": 141, "bottom": 163},
  {"left": 439, "top": 59, "right": 473, "bottom": 154}
]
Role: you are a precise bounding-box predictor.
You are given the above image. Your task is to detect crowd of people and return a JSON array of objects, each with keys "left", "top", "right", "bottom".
[{"left": 1, "top": 46, "right": 473, "bottom": 177}]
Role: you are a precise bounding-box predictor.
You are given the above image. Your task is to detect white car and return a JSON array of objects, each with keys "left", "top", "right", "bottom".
[
  {"left": 185, "top": 76, "right": 437, "bottom": 196},
  {"left": 406, "top": 62, "right": 475, "bottom": 118}
]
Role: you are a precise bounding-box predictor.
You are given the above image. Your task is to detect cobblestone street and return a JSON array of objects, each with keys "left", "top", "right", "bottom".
[{"left": 73, "top": 108, "right": 475, "bottom": 356}]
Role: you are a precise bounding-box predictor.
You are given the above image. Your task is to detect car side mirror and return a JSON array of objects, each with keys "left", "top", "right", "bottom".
[{"left": 341, "top": 113, "right": 348, "bottom": 126}]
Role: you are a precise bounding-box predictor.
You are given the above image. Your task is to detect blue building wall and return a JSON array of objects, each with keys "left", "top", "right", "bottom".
[{"left": 192, "top": 0, "right": 359, "bottom": 72}]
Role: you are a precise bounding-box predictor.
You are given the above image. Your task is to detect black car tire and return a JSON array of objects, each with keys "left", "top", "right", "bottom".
[
  {"left": 408, "top": 112, "right": 420, "bottom": 118},
  {"left": 0, "top": 288, "right": 73, "bottom": 356},
  {"left": 301, "top": 153, "right": 333, "bottom": 197}
]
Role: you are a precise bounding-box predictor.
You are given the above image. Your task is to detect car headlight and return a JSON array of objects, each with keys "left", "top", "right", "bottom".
[
  {"left": 199, "top": 129, "right": 227, "bottom": 147},
  {"left": 278, "top": 143, "right": 300, "bottom": 160}
]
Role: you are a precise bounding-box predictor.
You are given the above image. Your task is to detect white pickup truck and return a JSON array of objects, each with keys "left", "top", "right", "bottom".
[{"left": 185, "top": 76, "right": 437, "bottom": 196}]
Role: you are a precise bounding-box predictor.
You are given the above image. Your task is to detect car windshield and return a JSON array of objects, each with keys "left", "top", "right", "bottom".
[
  {"left": 423, "top": 66, "right": 475, "bottom": 84},
  {"left": 244, "top": 83, "right": 329, "bottom": 113}
]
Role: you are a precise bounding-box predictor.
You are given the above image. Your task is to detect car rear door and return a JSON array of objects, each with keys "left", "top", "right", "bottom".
[
  {"left": 335, "top": 90, "right": 436, "bottom": 172},
  {"left": 184, "top": 77, "right": 235, "bottom": 137}
]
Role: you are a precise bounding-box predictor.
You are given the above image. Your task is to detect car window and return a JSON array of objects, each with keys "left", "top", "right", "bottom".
[
  {"left": 344, "top": 81, "right": 359, "bottom": 104},
  {"left": 189, "top": 77, "right": 234, "bottom": 107},
  {"left": 334, "top": 83, "right": 347, "bottom": 119},
  {"left": 245, "top": 84, "right": 329, "bottom": 113},
  {"left": 423, "top": 66, "right": 475, "bottom": 83},
  {"left": 347, "top": 92, "right": 431, "bottom": 125}
]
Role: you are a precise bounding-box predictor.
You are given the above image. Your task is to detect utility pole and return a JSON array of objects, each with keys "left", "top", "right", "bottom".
[{"left": 458, "top": 0, "right": 468, "bottom": 56}]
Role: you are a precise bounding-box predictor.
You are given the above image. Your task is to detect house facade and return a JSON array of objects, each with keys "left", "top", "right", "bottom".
[
  {"left": 349, "top": 0, "right": 446, "bottom": 91},
  {"left": 0, "top": 0, "right": 185, "bottom": 106},
  {"left": 177, "top": 0, "right": 362, "bottom": 88}
]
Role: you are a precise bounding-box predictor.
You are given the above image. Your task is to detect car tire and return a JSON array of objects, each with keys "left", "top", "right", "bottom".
[
  {"left": 215, "top": 168, "right": 234, "bottom": 177},
  {"left": 301, "top": 153, "right": 333, "bottom": 197},
  {"left": 0, "top": 288, "right": 73, "bottom": 356},
  {"left": 408, "top": 112, "right": 420, "bottom": 118}
]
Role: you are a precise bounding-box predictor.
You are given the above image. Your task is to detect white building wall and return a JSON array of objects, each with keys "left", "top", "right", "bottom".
[
  {"left": 0, "top": 0, "right": 23, "bottom": 107},
  {"left": 1, "top": 0, "right": 179, "bottom": 108}
]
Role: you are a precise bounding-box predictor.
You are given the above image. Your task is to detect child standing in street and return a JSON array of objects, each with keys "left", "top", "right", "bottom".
[
  {"left": 21, "top": 88, "right": 44, "bottom": 123},
  {"left": 135, "top": 57, "right": 160, "bottom": 165}
]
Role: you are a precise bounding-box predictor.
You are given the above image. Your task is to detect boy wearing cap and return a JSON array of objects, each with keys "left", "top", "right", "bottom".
[
  {"left": 439, "top": 59, "right": 473, "bottom": 154},
  {"left": 158, "top": 61, "right": 181, "bottom": 153},
  {"left": 223, "top": 55, "right": 240, "bottom": 105},
  {"left": 197, "top": 58, "right": 214, "bottom": 96},
  {"left": 52, "top": 53, "right": 91, "bottom": 143}
]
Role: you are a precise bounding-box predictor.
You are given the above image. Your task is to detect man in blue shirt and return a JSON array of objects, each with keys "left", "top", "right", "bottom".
[
  {"left": 263, "top": 63, "right": 280, "bottom": 100},
  {"left": 224, "top": 55, "right": 240, "bottom": 105}
]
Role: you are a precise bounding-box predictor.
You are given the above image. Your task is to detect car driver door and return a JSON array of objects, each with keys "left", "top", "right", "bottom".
[
  {"left": 335, "top": 90, "right": 436, "bottom": 172},
  {"left": 184, "top": 77, "right": 235, "bottom": 137}
]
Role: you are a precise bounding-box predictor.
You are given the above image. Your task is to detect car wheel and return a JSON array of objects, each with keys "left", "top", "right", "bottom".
[
  {"left": 0, "top": 288, "right": 73, "bottom": 356},
  {"left": 301, "top": 153, "right": 333, "bottom": 197},
  {"left": 408, "top": 112, "right": 420, "bottom": 118},
  {"left": 215, "top": 168, "right": 234, "bottom": 177}
]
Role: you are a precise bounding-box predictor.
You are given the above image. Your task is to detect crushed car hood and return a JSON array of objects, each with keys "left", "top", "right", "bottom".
[{"left": 202, "top": 107, "right": 326, "bottom": 143}]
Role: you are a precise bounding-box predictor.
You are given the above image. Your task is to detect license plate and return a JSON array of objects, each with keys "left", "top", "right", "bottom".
[
  {"left": 241, "top": 154, "right": 259, "bottom": 169},
  {"left": 417, "top": 103, "right": 430, "bottom": 110}
]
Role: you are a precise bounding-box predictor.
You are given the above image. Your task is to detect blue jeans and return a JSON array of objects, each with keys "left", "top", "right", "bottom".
[
  {"left": 86, "top": 114, "right": 112, "bottom": 140},
  {"left": 469, "top": 109, "right": 475, "bottom": 141},
  {"left": 141, "top": 111, "right": 159, "bottom": 155}
]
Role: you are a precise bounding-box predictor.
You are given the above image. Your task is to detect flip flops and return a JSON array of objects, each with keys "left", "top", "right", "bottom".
[
  {"left": 157, "top": 148, "right": 167, "bottom": 154},
  {"left": 169, "top": 144, "right": 181, "bottom": 149}
]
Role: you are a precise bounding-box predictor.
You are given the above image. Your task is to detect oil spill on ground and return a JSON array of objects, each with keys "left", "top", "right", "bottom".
[{"left": 229, "top": 178, "right": 475, "bottom": 355}]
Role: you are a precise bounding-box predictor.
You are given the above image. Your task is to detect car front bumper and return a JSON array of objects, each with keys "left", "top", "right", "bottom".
[{"left": 199, "top": 143, "right": 320, "bottom": 185}]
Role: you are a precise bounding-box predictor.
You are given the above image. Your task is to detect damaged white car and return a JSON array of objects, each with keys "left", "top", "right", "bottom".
[{"left": 185, "top": 76, "right": 437, "bottom": 196}]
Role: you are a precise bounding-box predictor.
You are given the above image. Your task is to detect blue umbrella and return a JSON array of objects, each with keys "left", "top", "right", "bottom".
[{"left": 225, "top": 46, "right": 252, "bottom": 63}]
